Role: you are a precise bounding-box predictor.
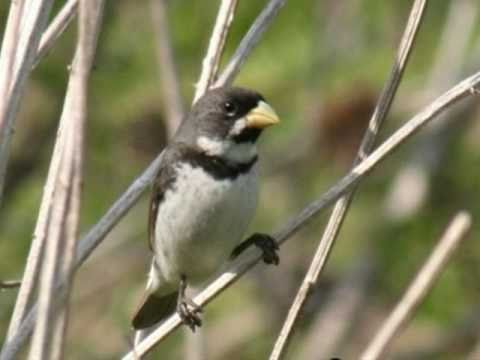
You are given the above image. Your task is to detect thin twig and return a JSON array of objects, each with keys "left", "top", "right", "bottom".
[
  {"left": 269, "top": 2, "right": 428, "bottom": 358},
  {"left": 361, "top": 212, "right": 472, "bottom": 360},
  {"left": 1, "top": 0, "right": 83, "bottom": 334},
  {"left": 121, "top": 70, "right": 480, "bottom": 359},
  {"left": 33, "top": 0, "right": 79, "bottom": 68},
  {"left": 2, "top": 104, "right": 66, "bottom": 352},
  {"left": 193, "top": 0, "right": 239, "bottom": 102},
  {"left": 150, "top": 0, "right": 185, "bottom": 136},
  {"left": 1, "top": 2, "right": 102, "bottom": 359},
  {"left": 0, "top": 0, "right": 55, "bottom": 206},
  {"left": 51, "top": 3, "right": 104, "bottom": 359},
  {"left": 27, "top": 143, "right": 72, "bottom": 360},
  {"left": 2, "top": 0, "right": 67, "bottom": 346},
  {"left": 215, "top": 0, "right": 286, "bottom": 87},
  {"left": 0, "top": 0, "right": 25, "bottom": 100}
]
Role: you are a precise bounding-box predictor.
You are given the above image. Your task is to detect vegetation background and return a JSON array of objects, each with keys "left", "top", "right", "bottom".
[{"left": 1, "top": 0, "right": 480, "bottom": 358}]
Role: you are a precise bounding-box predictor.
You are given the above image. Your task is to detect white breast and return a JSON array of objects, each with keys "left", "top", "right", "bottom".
[{"left": 153, "top": 162, "right": 258, "bottom": 286}]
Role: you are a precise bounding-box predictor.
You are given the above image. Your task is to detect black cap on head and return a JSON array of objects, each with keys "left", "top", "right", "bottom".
[{"left": 174, "top": 87, "right": 278, "bottom": 146}]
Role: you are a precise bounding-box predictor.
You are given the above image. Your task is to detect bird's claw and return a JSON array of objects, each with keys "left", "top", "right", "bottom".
[
  {"left": 177, "top": 298, "right": 202, "bottom": 331},
  {"left": 252, "top": 233, "right": 280, "bottom": 265},
  {"left": 177, "top": 275, "right": 202, "bottom": 331},
  {"left": 231, "top": 233, "right": 280, "bottom": 265}
]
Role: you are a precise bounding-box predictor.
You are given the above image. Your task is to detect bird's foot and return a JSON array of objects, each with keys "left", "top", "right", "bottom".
[
  {"left": 231, "top": 233, "right": 280, "bottom": 265},
  {"left": 177, "top": 275, "right": 202, "bottom": 331}
]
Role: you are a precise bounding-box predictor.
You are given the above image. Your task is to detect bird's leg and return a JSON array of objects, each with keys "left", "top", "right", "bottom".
[
  {"left": 230, "top": 233, "right": 280, "bottom": 265},
  {"left": 177, "top": 275, "right": 202, "bottom": 331}
]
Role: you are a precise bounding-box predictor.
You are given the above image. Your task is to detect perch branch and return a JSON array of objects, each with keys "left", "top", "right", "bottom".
[
  {"left": 269, "top": 1, "right": 428, "bottom": 359},
  {"left": 361, "top": 212, "right": 472, "bottom": 360}
]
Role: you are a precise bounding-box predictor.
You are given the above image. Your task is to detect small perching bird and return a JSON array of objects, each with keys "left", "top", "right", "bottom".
[{"left": 132, "top": 87, "right": 280, "bottom": 330}]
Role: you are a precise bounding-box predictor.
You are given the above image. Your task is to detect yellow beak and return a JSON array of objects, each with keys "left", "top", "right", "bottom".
[{"left": 245, "top": 101, "right": 280, "bottom": 129}]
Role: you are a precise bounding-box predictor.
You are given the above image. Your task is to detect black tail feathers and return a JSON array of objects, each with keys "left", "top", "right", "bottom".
[{"left": 132, "top": 291, "right": 178, "bottom": 329}]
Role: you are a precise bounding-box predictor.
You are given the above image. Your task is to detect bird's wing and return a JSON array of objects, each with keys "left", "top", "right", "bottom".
[{"left": 148, "top": 149, "right": 179, "bottom": 252}]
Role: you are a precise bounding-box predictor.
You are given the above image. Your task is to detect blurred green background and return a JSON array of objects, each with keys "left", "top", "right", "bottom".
[{"left": 1, "top": 0, "right": 480, "bottom": 359}]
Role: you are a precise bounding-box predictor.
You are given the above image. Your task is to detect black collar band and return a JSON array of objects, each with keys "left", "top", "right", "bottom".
[{"left": 180, "top": 147, "right": 258, "bottom": 180}]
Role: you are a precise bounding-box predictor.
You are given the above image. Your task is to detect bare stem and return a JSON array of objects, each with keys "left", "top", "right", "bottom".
[
  {"left": 2, "top": 106, "right": 66, "bottom": 351},
  {"left": 194, "top": 0, "right": 239, "bottom": 102},
  {"left": 269, "top": 1, "right": 428, "bottom": 359},
  {"left": 121, "top": 69, "right": 480, "bottom": 359},
  {"left": 0, "top": 6, "right": 81, "bottom": 332},
  {"left": 0, "top": 0, "right": 25, "bottom": 100},
  {"left": 1, "top": 2, "right": 103, "bottom": 359},
  {"left": 0, "top": 0, "right": 55, "bottom": 206},
  {"left": 33, "top": 0, "right": 79, "bottom": 68},
  {"left": 26, "top": 1, "right": 103, "bottom": 358},
  {"left": 1, "top": 0, "right": 64, "bottom": 346},
  {"left": 361, "top": 212, "right": 473, "bottom": 360}
]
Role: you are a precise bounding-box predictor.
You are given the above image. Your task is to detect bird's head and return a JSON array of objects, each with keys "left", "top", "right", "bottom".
[{"left": 176, "top": 87, "right": 280, "bottom": 164}]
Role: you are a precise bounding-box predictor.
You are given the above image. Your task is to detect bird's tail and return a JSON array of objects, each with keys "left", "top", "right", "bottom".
[{"left": 132, "top": 291, "right": 178, "bottom": 329}]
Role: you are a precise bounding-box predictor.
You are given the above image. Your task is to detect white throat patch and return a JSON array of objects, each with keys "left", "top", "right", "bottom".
[{"left": 197, "top": 136, "right": 257, "bottom": 164}]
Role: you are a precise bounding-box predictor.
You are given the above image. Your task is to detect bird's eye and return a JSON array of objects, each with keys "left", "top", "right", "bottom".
[{"left": 223, "top": 101, "right": 237, "bottom": 117}]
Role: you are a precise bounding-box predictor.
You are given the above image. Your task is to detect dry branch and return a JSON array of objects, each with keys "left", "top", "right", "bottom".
[
  {"left": 0, "top": 0, "right": 24, "bottom": 98},
  {"left": 361, "top": 212, "right": 472, "bottom": 360},
  {"left": 0, "top": 0, "right": 54, "bottom": 205},
  {"left": 122, "top": 69, "right": 480, "bottom": 359},
  {"left": 269, "top": 2, "right": 428, "bottom": 358},
  {"left": 26, "top": 1, "right": 103, "bottom": 359},
  {"left": 1, "top": 0, "right": 69, "bottom": 346},
  {"left": 194, "top": 0, "right": 238, "bottom": 102},
  {"left": 34, "top": 0, "right": 79, "bottom": 67},
  {"left": 0, "top": 1, "right": 103, "bottom": 359}
]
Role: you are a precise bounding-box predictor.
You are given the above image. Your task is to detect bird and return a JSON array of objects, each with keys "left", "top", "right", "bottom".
[{"left": 132, "top": 86, "right": 281, "bottom": 331}]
